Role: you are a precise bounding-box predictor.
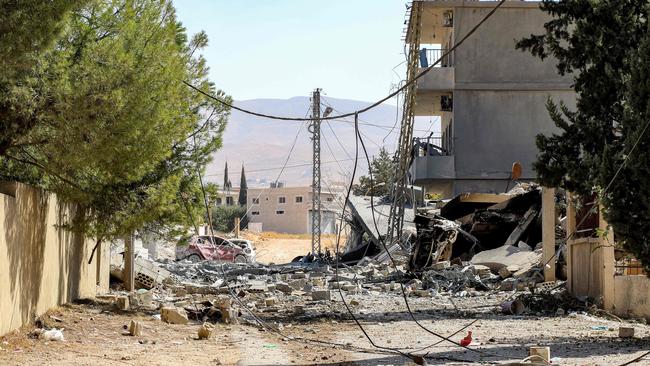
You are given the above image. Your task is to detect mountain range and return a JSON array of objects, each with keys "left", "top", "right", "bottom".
[{"left": 204, "top": 96, "right": 437, "bottom": 188}]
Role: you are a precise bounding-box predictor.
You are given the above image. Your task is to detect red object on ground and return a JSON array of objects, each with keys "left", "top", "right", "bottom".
[{"left": 459, "top": 331, "right": 472, "bottom": 347}]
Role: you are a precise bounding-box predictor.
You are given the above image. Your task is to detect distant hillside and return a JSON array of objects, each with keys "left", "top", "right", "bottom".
[{"left": 204, "top": 96, "right": 438, "bottom": 188}]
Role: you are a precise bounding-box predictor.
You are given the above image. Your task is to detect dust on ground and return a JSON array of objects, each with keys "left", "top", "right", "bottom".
[
  {"left": 241, "top": 231, "right": 342, "bottom": 264},
  {"left": 2, "top": 295, "right": 650, "bottom": 366}
]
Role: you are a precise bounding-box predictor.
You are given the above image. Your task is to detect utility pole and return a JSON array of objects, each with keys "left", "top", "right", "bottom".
[
  {"left": 387, "top": 1, "right": 422, "bottom": 246},
  {"left": 311, "top": 88, "right": 322, "bottom": 258}
]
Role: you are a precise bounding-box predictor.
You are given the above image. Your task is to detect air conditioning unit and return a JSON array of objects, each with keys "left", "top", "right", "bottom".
[
  {"left": 443, "top": 11, "right": 453, "bottom": 27},
  {"left": 441, "top": 95, "right": 453, "bottom": 112}
]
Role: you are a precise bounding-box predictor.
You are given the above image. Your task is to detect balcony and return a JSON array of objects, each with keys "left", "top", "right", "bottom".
[
  {"left": 417, "top": 48, "right": 455, "bottom": 91},
  {"left": 410, "top": 137, "right": 455, "bottom": 183}
]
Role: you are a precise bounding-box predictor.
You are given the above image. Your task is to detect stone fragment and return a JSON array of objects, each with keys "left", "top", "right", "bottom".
[
  {"left": 431, "top": 261, "right": 450, "bottom": 270},
  {"left": 289, "top": 279, "right": 307, "bottom": 290},
  {"left": 619, "top": 327, "right": 635, "bottom": 338},
  {"left": 500, "top": 278, "right": 516, "bottom": 291},
  {"left": 128, "top": 320, "right": 142, "bottom": 336},
  {"left": 161, "top": 306, "right": 189, "bottom": 325},
  {"left": 291, "top": 272, "right": 307, "bottom": 279},
  {"left": 312, "top": 290, "right": 331, "bottom": 301},
  {"left": 116, "top": 296, "right": 129, "bottom": 311},
  {"left": 349, "top": 299, "right": 360, "bottom": 306},
  {"left": 498, "top": 266, "right": 512, "bottom": 279},
  {"left": 275, "top": 282, "right": 293, "bottom": 294},
  {"left": 198, "top": 323, "right": 214, "bottom": 339},
  {"left": 413, "top": 289, "right": 432, "bottom": 297}
]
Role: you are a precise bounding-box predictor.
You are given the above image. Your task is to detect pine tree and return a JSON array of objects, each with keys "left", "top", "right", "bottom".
[
  {"left": 238, "top": 164, "right": 248, "bottom": 206},
  {"left": 517, "top": 0, "right": 650, "bottom": 271},
  {"left": 0, "top": 0, "right": 232, "bottom": 241},
  {"left": 224, "top": 162, "right": 231, "bottom": 191},
  {"left": 353, "top": 147, "right": 395, "bottom": 196}
]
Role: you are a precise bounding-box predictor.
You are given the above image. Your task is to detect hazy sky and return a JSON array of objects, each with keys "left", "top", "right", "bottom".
[{"left": 172, "top": 1, "right": 407, "bottom": 104}]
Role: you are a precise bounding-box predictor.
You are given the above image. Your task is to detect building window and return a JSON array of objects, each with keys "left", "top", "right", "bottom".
[
  {"left": 295, "top": 196, "right": 303, "bottom": 203},
  {"left": 278, "top": 196, "right": 286, "bottom": 204},
  {"left": 216, "top": 198, "right": 222, "bottom": 205},
  {"left": 276, "top": 210, "right": 284, "bottom": 215},
  {"left": 326, "top": 197, "right": 333, "bottom": 202},
  {"left": 226, "top": 196, "right": 234, "bottom": 205},
  {"left": 251, "top": 211, "right": 260, "bottom": 216},
  {"left": 251, "top": 198, "right": 259, "bottom": 204}
]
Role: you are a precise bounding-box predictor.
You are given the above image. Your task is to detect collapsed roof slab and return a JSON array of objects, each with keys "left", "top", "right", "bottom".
[{"left": 346, "top": 195, "right": 416, "bottom": 246}]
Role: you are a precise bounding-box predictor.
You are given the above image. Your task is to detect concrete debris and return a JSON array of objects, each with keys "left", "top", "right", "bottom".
[
  {"left": 128, "top": 320, "right": 143, "bottom": 336},
  {"left": 116, "top": 296, "right": 129, "bottom": 311},
  {"left": 161, "top": 306, "right": 189, "bottom": 325},
  {"left": 312, "top": 290, "right": 331, "bottom": 301},
  {"left": 470, "top": 245, "right": 542, "bottom": 273},
  {"left": 197, "top": 323, "right": 214, "bottom": 339},
  {"left": 619, "top": 326, "right": 635, "bottom": 338},
  {"left": 37, "top": 328, "right": 65, "bottom": 341},
  {"left": 405, "top": 184, "right": 546, "bottom": 274}
]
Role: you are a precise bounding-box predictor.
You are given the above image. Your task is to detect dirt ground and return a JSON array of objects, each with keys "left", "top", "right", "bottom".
[
  {"left": 242, "top": 232, "right": 341, "bottom": 264},
  {"left": 2, "top": 295, "right": 650, "bottom": 366}
]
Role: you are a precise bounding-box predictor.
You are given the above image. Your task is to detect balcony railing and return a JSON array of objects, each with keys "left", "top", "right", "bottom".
[
  {"left": 419, "top": 48, "right": 453, "bottom": 68},
  {"left": 413, "top": 136, "right": 451, "bottom": 157}
]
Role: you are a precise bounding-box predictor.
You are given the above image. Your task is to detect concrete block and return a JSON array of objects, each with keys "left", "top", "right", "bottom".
[
  {"left": 264, "top": 297, "right": 278, "bottom": 306},
  {"left": 289, "top": 279, "right": 307, "bottom": 290},
  {"left": 291, "top": 272, "right": 307, "bottom": 279},
  {"left": 128, "top": 320, "right": 142, "bottom": 336},
  {"left": 161, "top": 306, "right": 189, "bottom": 325},
  {"left": 116, "top": 296, "right": 129, "bottom": 311},
  {"left": 275, "top": 282, "right": 293, "bottom": 294},
  {"left": 312, "top": 290, "right": 331, "bottom": 301},
  {"left": 619, "top": 327, "right": 635, "bottom": 338},
  {"left": 134, "top": 257, "right": 171, "bottom": 289},
  {"left": 529, "top": 346, "right": 550, "bottom": 361}
]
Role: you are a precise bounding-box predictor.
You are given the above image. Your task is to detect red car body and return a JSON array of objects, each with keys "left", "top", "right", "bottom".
[{"left": 185, "top": 235, "right": 249, "bottom": 263}]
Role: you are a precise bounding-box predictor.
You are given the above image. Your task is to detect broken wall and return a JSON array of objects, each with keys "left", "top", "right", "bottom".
[{"left": 0, "top": 182, "right": 109, "bottom": 336}]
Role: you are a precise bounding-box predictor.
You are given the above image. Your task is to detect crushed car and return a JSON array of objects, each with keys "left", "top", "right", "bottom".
[{"left": 180, "top": 235, "right": 254, "bottom": 264}]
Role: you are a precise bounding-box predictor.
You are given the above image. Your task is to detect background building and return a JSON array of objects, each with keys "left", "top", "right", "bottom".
[
  {"left": 247, "top": 183, "right": 343, "bottom": 234},
  {"left": 408, "top": 0, "right": 576, "bottom": 197}
]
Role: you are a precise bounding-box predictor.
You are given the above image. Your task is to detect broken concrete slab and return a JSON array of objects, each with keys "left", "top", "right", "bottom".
[
  {"left": 470, "top": 245, "right": 541, "bottom": 272},
  {"left": 311, "top": 290, "right": 331, "bottom": 301},
  {"left": 161, "top": 306, "right": 189, "bottom": 325}
]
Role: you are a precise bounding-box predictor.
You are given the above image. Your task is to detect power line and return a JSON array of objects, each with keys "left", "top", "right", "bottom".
[
  {"left": 204, "top": 157, "right": 356, "bottom": 177},
  {"left": 183, "top": 0, "right": 507, "bottom": 123}
]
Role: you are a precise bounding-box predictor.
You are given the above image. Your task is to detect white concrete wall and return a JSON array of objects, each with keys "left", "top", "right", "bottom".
[{"left": 246, "top": 186, "right": 339, "bottom": 234}]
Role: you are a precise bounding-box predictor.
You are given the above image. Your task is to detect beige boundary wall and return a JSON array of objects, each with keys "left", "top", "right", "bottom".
[
  {"left": 555, "top": 190, "right": 650, "bottom": 319},
  {"left": 0, "top": 182, "right": 109, "bottom": 336}
]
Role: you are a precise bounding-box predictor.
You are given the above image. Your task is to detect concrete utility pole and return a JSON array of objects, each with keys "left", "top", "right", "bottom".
[
  {"left": 124, "top": 233, "right": 135, "bottom": 291},
  {"left": 311, "top": 88, "right": 322, "bottom": 258}
]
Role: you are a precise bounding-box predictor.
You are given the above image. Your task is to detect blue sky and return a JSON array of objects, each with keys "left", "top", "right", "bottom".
[{"left": 173, "top": 1, "right": 407, "bottom": 104}]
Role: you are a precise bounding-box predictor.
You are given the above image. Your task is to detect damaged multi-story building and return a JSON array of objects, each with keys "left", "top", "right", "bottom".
[{"left": 407, "top": 0, "right": 576, "bottom": 198}]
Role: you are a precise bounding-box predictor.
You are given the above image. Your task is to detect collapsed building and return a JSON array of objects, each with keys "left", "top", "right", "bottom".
[{"left": 342, "top": 184, "right": 556, "bottom": 284}]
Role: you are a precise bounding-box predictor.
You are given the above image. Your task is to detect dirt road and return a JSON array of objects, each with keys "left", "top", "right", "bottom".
[{"left": 3, "top": 297, "right": 650, "bottom": 366}]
